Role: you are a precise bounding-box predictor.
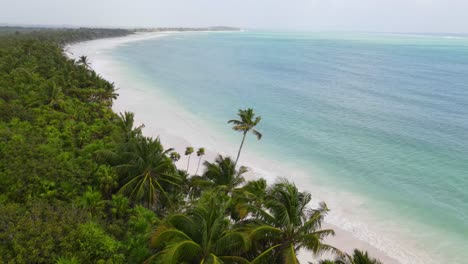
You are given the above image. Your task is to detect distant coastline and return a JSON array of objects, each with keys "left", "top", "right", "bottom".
[
  {"left": 0, "top": 25, "right": 241, "bottom": 33},
  {"left": 134, "top": 26, "right": 242, "bottom": 32}
]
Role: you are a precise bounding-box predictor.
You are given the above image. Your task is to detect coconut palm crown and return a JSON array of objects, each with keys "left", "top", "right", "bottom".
[
  {"left": 202, "top": 155, "right": 248, "bottom": 193},
  {"left": 195, "top": 147, "right": 206, "bottom": 175},
  {"left": 228, "top": 108, "right": 262, "bottom": 166},
  {"left": 77, "top": 55, "right": 91, "bottom": 68},
  {"left": 185, "top": 146, "right": 194, "bottom": 171},
  {"left": 147, "top": 191, "right": 250, "bottom": 264},
  {"left": 317, "top": 249, "right": 382, "bottom": 264},
  {"left": 117, "top": 137, "right": 179, "bottom": 210},
  {"left": 245, "top": 179, "right": 341, "bottom": 263}
]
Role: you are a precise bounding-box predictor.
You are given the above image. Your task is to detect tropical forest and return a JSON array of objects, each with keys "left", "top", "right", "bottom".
[{"left": 0, "top": 28, "right": 383, "bottom": 264}]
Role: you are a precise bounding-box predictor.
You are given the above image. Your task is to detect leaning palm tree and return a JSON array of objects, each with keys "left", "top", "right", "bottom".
[
  {"left": 228, "top": 108, "right": 262, "bottom": 166},
  {"left": 245, "top": 179, "right": 341, "bottom": 263},
  {"left": 147, "top": 191, "right": 250, "bottom": 264},
  {"left": 194, "top": 147, "right": 205, "bottom": 175},
  {"left": 201, "top": 155, "right": 248, "bottom": 194},
  {"left": 117, "top": 137, "right": 180, "bottom": 210},
  {"left": 184, "top": 146, "right": 194, "bottom": 171}
]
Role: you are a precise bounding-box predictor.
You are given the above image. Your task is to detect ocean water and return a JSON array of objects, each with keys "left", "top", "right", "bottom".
[{"left": 109, "top": 32, "right": 468, "bottom": 263}]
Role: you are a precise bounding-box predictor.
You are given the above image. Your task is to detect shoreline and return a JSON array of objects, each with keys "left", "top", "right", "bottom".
[{"left": 66, "top": 32, "right": 400, "bottom": 264}]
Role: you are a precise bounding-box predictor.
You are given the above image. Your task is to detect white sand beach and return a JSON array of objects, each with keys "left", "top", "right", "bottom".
[{"left": 66, "top": 32, "right": 403, "bottom": 264}]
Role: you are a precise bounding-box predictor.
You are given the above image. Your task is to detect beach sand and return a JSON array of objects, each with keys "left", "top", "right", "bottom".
[{"left": 66, "top": 32, "right": 400, "bottom": 264}]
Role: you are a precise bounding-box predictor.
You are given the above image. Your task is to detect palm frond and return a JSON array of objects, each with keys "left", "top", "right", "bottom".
[
  {"left": 94, "top": 149, "right": 121, "bottom": 164},
  {"left": 216, "top": 231, "right": 251, "bottom": 255},
  {"left": 252, "top": 129, "right": 262, "bottom": 140},
  {"left": 206, "top": 253, "right": 224, "bottom": 264},
  {"left": 158, "top": 240, "right": 202, "bottom": 264},
  {"left": 150, "top": 228, "right": 193, "bottom": 248},
  {"left": 218, "top": 255, "right": 251, "bottom": 264},
  {"left": 299, "top": 204, "right": 329, "bottom": 234},
  {"left": 251, "top": 244, "right": 282, "bottom": 264},
  {"left": 228, "top": 119, "right": 243, "bottom": 125},
  {"left": 249, "top": 225, "right": 282, "bottom": 239},
  {"left": 254, "top": 116, "right": 262, "bottom": 125}
]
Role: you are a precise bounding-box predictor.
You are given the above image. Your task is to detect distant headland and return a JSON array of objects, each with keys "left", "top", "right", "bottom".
[{"left": 133, "top": 26, "right": 242, "bottom": 32}]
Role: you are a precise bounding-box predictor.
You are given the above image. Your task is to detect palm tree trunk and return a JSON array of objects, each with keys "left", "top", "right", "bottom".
[
  {"left": 195, "top": 157, "right": 202, "bottom": 175},
  {"left": 235, "top": 132, "right": 247, "bottom": 166},
  {"left": 186, "top": 154, "right": 191, "bottom": 171}
]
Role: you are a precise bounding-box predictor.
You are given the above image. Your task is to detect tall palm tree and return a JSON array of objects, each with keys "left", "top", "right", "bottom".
[
  {"left": 195, "top": 147, "right": 205, "bottom": 175},
  {"left": 147, "top": 192, "right": 250, "bottom": 264},
  {"left": 245, "top": 179, "right": 341, "bottom": 263},
  {"left": 117, "top": 137, "right": 180, "bottom": 210},
  {"left": 184, "top": 146, "right": 194, "bottom": 171},
  {"left": 228, "top": 108, "right": 262, "bottom": 166},
  {"left": 201, "top": 155, "right": 248, "bottom": 194}
]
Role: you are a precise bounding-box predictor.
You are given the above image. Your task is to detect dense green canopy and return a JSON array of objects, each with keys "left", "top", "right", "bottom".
[{"left": 0, "top": 28, "right": 384, "bottom": 264}]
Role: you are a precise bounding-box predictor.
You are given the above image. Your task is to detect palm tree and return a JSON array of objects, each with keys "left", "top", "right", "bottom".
[
  {"left": 345, "top": 250, "right": 382, "bottom": 264},
  {"left": 55, "top": 256, "right": 80, "bottom": 264},
  {"left": 117, "top": 137, "right": 180, "bottom": 210},
  {"left": 195, "top": 147, "right": 205, "bottom": 175},
  {"left": 46, "top": 81, "right": 64, "bottom": 109},
  {"left": 118, "top": 111, "right": 145, "bottom": 142},
  {"left": 318, "top": 249, "right": 382, "bottom": 264},
  {"left": 245, "top": 179, "right": 341, "bottom": 263},
  {"left": 109, "top": 194, "right": 130, "bottom": 219},
  {"left": 184, "top": 146, "right": 194, "bottom": 171},
  {"left": 228, "top": 108, "right": 262, "bottom": 166},
  {"left": 201, "top": 155, "right": 247, "bottom": 194},
  {"left": 77, "top": 55, "right": 91, "bottom": 69},
  {"left": 96, "top": 165, "right": 118, "bottom": 199},
  {"left": 229, "top": 179, "right": 268, "bottom": 221},
  {"left": 147, "top": 191, "right": 250, "bottom": 264},
  {"left": 170, "top": 151, "right": 181, "bottom": 163},
  {"left": 78, "top": 187, "right": 105, "bottom": 217}
]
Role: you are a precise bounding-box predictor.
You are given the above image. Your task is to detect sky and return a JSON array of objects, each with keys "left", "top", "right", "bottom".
[{"left": 1, "top": 0, "right": 468, "bottom": 33}]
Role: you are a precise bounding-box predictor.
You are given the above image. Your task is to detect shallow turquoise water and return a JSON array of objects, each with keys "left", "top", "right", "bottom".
[{"left": 111, "top": 32, "right": 468, "bottom": 262}]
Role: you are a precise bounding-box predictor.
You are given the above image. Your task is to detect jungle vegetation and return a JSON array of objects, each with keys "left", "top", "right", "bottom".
[{"left": 0, "top": 27, "right": 383, "bottom": 264}]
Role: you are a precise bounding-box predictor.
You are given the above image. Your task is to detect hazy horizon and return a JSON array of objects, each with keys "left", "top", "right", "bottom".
[
  {"left": 3, "top": 22, "right": 468, "bottom": 36},
  {"left": 2, "top": 0, "right": 468, "bottom": 34}
]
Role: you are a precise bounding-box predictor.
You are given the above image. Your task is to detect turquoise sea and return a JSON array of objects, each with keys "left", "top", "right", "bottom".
[{"left": 109, "top": 32, "right": 468, "bottom": 263}]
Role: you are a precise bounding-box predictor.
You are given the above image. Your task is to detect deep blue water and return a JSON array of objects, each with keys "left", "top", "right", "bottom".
[{"left": 110, "top": 32, "right": 468, "bottom": 262}]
